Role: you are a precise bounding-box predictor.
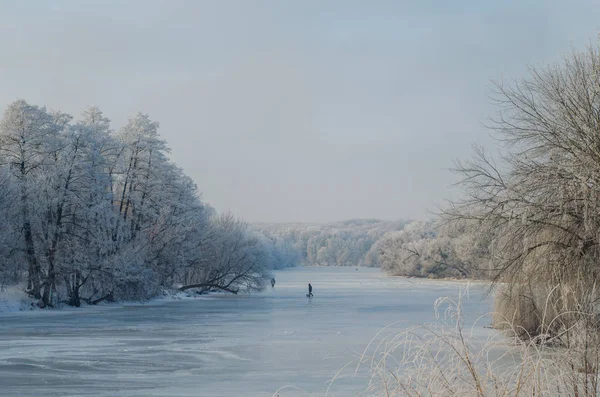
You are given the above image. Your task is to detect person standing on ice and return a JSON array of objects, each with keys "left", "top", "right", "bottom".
[
  {"left": 308, "top": 283, "right": 313, "bottom": 297},
  {"left": 271, "top": 277, "right": 276, "bottom": 288}
]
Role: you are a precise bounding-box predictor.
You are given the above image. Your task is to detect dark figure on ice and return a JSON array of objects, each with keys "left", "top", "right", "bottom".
[
  {"left": 307, "top": 283, "right": 313, "bottom": 297},
  {"left": 271, "top": 277, "right": 276, "bottom": 288}
]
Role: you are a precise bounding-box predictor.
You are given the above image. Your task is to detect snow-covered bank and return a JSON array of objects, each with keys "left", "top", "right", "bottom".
[
  {"left": 0, "top": 284, "right": 218, "bottom": 314},
  {"left": 0, "top": 285, "right": 34, "bottom": 312}
]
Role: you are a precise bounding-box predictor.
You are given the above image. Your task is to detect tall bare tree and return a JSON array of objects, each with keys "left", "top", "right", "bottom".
[{"left": 445, "top": 43, "right": 600, "bottom": 337}]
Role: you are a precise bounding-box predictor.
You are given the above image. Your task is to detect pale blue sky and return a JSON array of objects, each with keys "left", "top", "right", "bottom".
[{"left": 0, "top": 1, "right": 598, "bottom": 222}]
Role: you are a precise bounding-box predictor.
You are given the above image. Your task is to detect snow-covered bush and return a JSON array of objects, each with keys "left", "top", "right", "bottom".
[{"left": 112, "top": 259, "right": 160, "bottom": 301}]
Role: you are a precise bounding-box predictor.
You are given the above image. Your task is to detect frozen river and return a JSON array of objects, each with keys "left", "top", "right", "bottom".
[{"left": 0, "top": 267, "right": 492, "bottom": 396}]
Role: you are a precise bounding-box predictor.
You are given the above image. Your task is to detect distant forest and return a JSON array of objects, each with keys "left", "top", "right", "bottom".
[
  {"left": 254, "top": 218, "right": 488, "bottom": 279},
  {"left": 254, "top": 219, "right": 408, "bottom": 267}
]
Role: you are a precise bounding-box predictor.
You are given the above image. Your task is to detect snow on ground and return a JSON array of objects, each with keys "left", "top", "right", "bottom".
[
  {"left": 0, "top": 284, "right": 35, "bottom": 313},
  {"left": 0, "top": 267, "right": 493, "bottom": 397},
  {"left": 0, "top": 285, "right": 219, "bottom": 314}
]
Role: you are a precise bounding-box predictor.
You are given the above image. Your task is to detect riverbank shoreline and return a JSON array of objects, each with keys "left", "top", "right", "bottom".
[
  {"left": 1, "top": 269, "right": 488, "bottom": 315},
  {"left": 0, "top": 284, "right": 218, "bottom": 314}
]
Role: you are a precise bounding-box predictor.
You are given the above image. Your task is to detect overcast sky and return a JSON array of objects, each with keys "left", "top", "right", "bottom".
[{"left": 0, "top": 1, "right": 599, "bottom": 222}]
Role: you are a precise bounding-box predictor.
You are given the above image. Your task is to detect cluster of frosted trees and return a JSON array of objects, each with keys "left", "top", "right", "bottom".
[
  {"left": 0, "top": 100, "right": 294, "bottom": 307},
  {"left": 373, "top": 220, "right": 491, "bottom": 278},
  {"left": 254, "top": 219, "right": 408, "bottom": 267}
]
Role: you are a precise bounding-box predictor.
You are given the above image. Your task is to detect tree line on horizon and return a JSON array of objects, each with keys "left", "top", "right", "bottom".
[{"left": 254, "top": 218, "right": 489, "bottom": 278}]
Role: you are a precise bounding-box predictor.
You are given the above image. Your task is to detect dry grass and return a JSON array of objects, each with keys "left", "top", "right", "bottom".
[{"left": 357, "top": 288, "right": 600, "bottom": 397}]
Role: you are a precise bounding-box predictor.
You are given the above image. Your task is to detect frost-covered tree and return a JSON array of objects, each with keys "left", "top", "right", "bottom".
[
  {"left": 378, "top": 220, "right": 489, "bottom": 278},
  {"left": 179, "top": 213, "right": 271, "bottom": 294},
  {"left": 445, "top": 41, "right": 600, "bottom": 337},
  {"left": 254, "top": 229, "right": 301, "bottom": 270},
  {"left": 0, "top": 168, "right": 21, "bottom": 287},
  {"left": 0, "top": 100, "right": 283, "bottom": 307},
  {"left": 0, "top": 101, "right": 61, "bottom": 298}
]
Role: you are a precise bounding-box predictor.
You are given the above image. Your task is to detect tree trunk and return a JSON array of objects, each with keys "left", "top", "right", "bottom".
[
  {"left": 179, "top": 283, "right": 239, "bottom": 294},
  {"left": 64, "top": 273, "right": 81, "bottom": 307},
  {"left": 88, "top": 292, "right": 113, "bottom": 305},
  {"left": 41, "top": 256, "right": 54, "bottom": 307},
  {"left": 43, "top": 161, "right": 75, "bottom": 307},
  {"left": 21, "top": 183, "right": 40, "bottom": 299}
]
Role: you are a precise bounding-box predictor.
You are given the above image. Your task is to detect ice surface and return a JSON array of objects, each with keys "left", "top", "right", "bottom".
[{"left": 0, "top": 267, "right": 493, "bottom": 396}]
